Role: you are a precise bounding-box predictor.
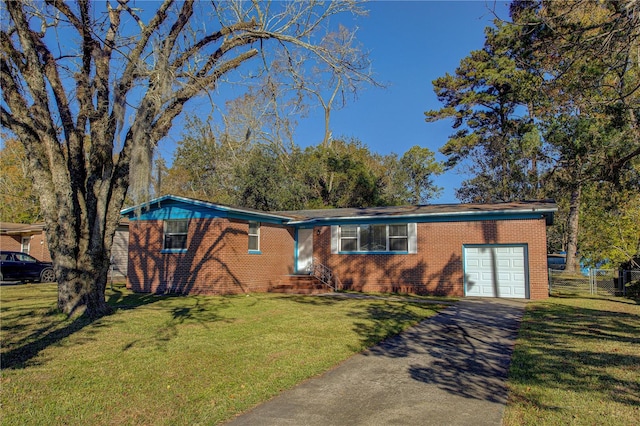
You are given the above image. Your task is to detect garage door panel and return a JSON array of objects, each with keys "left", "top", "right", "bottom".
[
  {"left": 464, "top": 245, "right": 528, "bottom": 299},
  {"left": 498, "top": 272, "right": 511, "bottom": 281},
  {"left": 511, "top": 288, "right": 526, "bottom": 297},
  {"left": 498, "top": 287, "right": 513, "bottom": 296}
]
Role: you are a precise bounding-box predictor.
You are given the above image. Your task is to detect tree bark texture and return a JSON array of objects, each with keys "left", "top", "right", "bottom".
[{"left": 564, "top": 184, "right": 582, "bottom": 274}]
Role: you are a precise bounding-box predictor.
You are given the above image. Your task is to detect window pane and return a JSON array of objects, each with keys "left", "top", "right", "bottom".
[
  {"left": 249, "top": 221, "right": 258, "bottom": 235},
  {"left": 16, "top": 253, "right": 36, "bottom": 262},
  {"left": 164, "top": 220, "right": 188, "bottom": 250},
  {"left": 389, "top": 224, "right": 408, "bottom": 237},
  {"left": 249, "top": 235, "right": 259, "bottom": 251},
  {"left": 340, "top": 238, "right": 357, "bottom": 251},
  {"left": 360, "top": 225, "right": 386, "bottom": 251},
  {"left": 389, "top": 238, "right": 408, "bottom": 252},
  {"left": 166, "top": 220, "right": 188, "bottom": 234},
  {"left": 248, "top": 222, "right": 259, "bottom": 251},
  {"left": 165, "top": 234, "right": 187, "bottom": 250},
  {"left": 340, "top": 225, "right": 357, "bottom": 238}
]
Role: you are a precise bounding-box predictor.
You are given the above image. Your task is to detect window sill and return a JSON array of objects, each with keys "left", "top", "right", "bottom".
[
  {"left": 339, "top": 251, "right": 409, "bottom": 255},
  {"left": 161, "top": 249, "right": 187, "bottom": 254},
  {"left": 248, "top": 250, "right": 262, "bottom": 255}
]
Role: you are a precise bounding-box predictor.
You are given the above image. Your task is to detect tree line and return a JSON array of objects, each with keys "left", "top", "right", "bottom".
[
  {"left": 153, "top": 116, "right": 442, "bottom": 211},
  {"left": 425, "top": 0, "right": 640, "bottom": 272}
]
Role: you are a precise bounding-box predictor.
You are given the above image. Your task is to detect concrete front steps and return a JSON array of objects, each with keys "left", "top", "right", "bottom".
[{"left": 269, "top": 274, "right": 333, "bottom": 295}]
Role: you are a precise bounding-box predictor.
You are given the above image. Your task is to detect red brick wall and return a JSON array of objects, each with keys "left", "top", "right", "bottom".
[
  {"left": 127, "top": 218, "right": 295, "bottom": 295},
  {"left": 0, "top": 235, "right": 21, "bottom": 252},
  {"left": 313, "top": 218, "right": 550, "bottom": 300},
  {"left": 0, "top": 232, "right": 51, "bottom": 261}
]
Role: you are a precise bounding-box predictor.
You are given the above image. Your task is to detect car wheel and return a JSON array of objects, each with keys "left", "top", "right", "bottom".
[{"left": 40, "top": 268, "right": 55, "bottom": 283}]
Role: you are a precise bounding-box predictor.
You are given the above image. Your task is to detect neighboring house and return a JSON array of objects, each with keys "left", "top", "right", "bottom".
[
  {"left": 122, "top": 195, "right": 557, "bottom": 300},
  {"left": 0, "top": 222, "right": 50, "bottom": 261},
  {"left": 0, "top": 220, "right": 130, "bottom": 279}
]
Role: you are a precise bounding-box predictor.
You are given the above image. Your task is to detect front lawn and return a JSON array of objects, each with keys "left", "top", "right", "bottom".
[
  {"left": 0, "top": 283, "right": 445, "bottom": 425},
  {"left": 504, "top": 296, "right": 640, "bottom": 425}
]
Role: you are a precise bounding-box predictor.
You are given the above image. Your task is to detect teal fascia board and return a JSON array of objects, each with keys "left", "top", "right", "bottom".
[
  {"left": 124, "top": 202, "right": 227, "bottom": 221},
  {"left": 228, "top": 212, "right": 287, "bottom": 225},
  {"left": 122, "top": 195, "right": 290, "bottom": 225},
  {"left": 291, "top": 212, "right": 550, "bottom": 227},
  {"left": 130, "top": 207, "right": 222, "bottom": 221}
]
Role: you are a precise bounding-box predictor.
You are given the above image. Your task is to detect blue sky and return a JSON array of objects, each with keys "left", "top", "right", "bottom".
[
  {"left": 157, "top": 0, "right": 511, "bottom": 204},
  {"left": 299, "top": 0, "right": 511, "bottom": 203}
]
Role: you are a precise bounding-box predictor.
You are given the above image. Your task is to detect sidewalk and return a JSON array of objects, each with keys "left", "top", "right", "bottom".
[{"left": 225, "top": 298, "right": 526, "bottom": 426}]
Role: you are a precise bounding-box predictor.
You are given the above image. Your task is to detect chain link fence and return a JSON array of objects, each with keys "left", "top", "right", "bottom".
[{"left": 548, "top": 268, "right": 636, "bottom": 296}]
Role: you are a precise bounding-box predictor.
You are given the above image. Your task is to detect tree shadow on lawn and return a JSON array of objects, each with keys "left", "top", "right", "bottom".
[
  {"left": 1, "top": 285, "right": 185, "bottom": 370},
  {"left": 279, "top": 294, "right": 450, "bottom": 344},
  {"left": 1, "top": 310, "right": 101, "bottom": 370},
  {"left": 119, "top": 296, "right": 237, "bottom": 352},
  {"left": 508, "top": 302, "right": 640, "bottom": 409}
]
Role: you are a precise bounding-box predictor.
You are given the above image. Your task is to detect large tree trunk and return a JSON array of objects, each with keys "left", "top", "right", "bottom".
[
  {"left": 55, "top": 234, "right": 115, "bottom": 318},
  {"left": 564, "top": 184, "right": 582, "bottom": 274},
  {"left": 43, "top": 163, "right": 127, "bottom": 318},
  {"left": 2, "top": 0, "right": 374, "bottom": 320}
]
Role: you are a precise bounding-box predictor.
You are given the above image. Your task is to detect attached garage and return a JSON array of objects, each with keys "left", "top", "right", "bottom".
[{"left": 464, "top": 245, "right": 528, "bottom": 299}]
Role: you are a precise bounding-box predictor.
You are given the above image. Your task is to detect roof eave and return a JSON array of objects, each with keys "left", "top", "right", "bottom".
[
  {"left": 286, "top": 207, "right": 558, "bottom": 226},
  {"left": 120, "top": 194, "right": 294, "bottom": 222}
]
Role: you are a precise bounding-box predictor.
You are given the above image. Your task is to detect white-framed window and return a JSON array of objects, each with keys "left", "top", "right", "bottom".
[
  {"left": 389, "top": 224, "right": 409, "bottom": 252},
  {"left": 21, "top": 236, "right": 31, "bottom": 254},
  {"left": 248, "top": 221, "right": 260, "bottom": 252},
  {"left": 339, "top": 225, "right": 358, "bottom": 251},
  {"left": 163, "top": 220, "right": 188, "bottom": 250},
  {"left": 338, "top": 224, "right": 410, "bottom": 253}
]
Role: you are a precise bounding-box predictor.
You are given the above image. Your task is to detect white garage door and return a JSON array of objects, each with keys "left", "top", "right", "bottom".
[{"left": 464, "top": 245, "right": 528, "bottom": 298}]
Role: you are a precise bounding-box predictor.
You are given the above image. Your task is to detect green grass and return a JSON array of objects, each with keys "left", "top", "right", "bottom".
[
  {"left": 504, "top": 296, "right": 640, "bottom": 425},
  {"left": 0, "top": 283, "right": 445, "bottom": 425}
]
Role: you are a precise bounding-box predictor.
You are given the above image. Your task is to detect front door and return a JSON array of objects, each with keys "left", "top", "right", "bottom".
[{"left": 297, "top": 229, "right": 313, "bottom": 273}]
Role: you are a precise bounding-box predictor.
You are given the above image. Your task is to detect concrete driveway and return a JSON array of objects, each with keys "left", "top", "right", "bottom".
[{"left": 225, "top": 298, "right": 526, "bottom": 426}]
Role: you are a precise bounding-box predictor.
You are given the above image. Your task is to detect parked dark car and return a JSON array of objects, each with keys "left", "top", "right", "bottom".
[{"left": 0, "top": 251, "right": 55, "bottom": 283}]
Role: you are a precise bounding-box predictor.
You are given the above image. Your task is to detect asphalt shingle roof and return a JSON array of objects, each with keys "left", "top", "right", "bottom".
[{"left": 275, "top": 200, "right": 557, "bottom": 222}]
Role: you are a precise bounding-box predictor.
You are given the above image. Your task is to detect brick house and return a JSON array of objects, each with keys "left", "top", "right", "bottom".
[
  {"left": 0, "top": 222, "right": 50, "bottom": 261},
  {"left": 0, "top": 220, "right": 130, "bottom": 279},
  {"left": 123, "top": 195, "right": 556, "bottom": 300}
]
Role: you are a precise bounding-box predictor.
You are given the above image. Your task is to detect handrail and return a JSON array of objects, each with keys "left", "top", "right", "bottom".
[{"left": 310, "top": 257, "right": 336, "bottom": 291}]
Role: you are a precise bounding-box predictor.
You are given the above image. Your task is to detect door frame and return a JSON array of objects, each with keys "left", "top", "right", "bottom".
[{"left": 296, "top": 228, "right": 314, "bottom": 273}]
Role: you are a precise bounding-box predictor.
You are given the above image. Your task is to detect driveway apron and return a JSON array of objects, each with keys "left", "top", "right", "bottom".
[{"left": 226, "top": 298, "right": 526, "bottom": 426}]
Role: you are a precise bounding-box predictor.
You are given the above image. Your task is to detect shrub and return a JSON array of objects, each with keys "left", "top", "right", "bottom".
[{"left": 624, "top": 279, "right": 640, "bottom": 299}]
